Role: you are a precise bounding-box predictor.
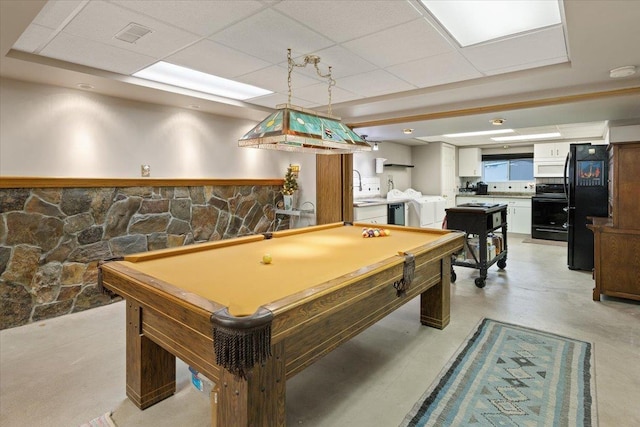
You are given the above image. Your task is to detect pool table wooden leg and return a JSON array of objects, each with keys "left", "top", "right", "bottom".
[
  {"left": 217, "top": 340, "right": 286, "bottom": 427},
  {"left": 125, "top": 301, "right": 176, "bottom": 409},
  {"left": 419, "top": 256, "right": 451, "bottom": 329}
]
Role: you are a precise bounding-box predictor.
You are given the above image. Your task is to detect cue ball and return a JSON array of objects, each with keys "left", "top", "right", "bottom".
[{"left": 262, "top": 254, "right": 272, "bottom": 264}]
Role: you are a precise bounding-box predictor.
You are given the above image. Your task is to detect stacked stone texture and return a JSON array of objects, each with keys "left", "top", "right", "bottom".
[{"left": 0, "top": 185, "right": 284, "bottom": 329}]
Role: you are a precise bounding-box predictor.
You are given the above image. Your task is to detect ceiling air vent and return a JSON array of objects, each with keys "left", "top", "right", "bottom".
[{"left": 114, "top": 23, "right": 152, "bottom": 44}]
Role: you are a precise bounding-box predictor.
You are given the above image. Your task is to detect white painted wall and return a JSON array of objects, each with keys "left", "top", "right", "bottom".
[
  {"left": 411, "top": 143, "right": 444, "bottom": 196},
  {"left": 609, "top": 123, "right": 640, "bottom": 142},
  {"left": 352, "top": 141, "right": 412, "bottom": 196},
  {"left": 0, "top": 77, "right": 318, "bottom": 212}
]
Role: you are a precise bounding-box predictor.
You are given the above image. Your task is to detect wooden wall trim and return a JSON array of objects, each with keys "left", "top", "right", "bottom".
[
  {"left": 0, "top": 176, "right": 284, "bottom": 189},
  {"left": 347, "top": 87, "right": 640, "bottom": 129}
]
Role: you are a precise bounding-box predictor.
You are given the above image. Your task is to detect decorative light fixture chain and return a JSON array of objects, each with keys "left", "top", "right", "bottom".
[{"left": 287, "top": 48, "right": 335, "bottom": 116}]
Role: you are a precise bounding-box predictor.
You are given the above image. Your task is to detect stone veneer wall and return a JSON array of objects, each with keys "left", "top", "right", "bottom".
[{"left": 0, "top": 181, "right": 286, "bottom": 329}]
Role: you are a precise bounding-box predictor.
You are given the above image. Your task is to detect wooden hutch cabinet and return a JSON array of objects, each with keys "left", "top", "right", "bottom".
[{"left": 588, "top": 141, "right": 640, "bottom": 301}]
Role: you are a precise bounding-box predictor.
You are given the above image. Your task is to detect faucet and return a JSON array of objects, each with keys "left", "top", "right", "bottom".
[
  {"left": 388, "top": 176, "right": 394, "bottom": 191},
  {"left": 353, "top": 169, "right": 363, "bottom": 191}
]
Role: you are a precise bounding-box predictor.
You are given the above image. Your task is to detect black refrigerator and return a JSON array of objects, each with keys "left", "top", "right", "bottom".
[{"left": 564, "top": 143, "right": 608, "bottom": 270}]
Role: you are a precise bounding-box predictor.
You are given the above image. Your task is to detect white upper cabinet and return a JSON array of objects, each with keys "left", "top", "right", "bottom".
[
  {"left": 458, "top": 147, "right": 482, "bottom": 177},
  {"left": 534, "top": 142, "right": 570, "bottom": 160},
  {"left": 533, "top": 142, "right": 570, "bottom": 177}
]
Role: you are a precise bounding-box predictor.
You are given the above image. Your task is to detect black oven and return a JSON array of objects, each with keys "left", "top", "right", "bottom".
[{"left": 531, "top": 185, "right": 568, "bottom": 241}]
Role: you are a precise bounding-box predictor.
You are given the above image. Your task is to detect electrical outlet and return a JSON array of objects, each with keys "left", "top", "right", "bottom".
[{"left": 141, "top": 165, "right": 151, "bottom": 177}]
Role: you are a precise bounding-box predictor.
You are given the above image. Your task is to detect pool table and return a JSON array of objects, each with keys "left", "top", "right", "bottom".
[{"left": 99, "top": 222, "right": 464, "bottom": 426}]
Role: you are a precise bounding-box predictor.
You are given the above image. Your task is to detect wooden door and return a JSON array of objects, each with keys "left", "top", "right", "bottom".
[{"left": 316, "top": 154, "right": 353, "bottom": 224}]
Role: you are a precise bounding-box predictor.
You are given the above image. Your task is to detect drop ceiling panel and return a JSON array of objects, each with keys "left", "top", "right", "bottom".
[
  {"left": 110, "top": 0, "right": 265, "bottom": 37},
  {"left": 558, "top": 123, "right": 607, "bottom": 138},
  {"left": 40, "top": 32, "right": 157, "bottom": 74},
  {"left": 210, "top": 9, "right": 335, "bottom": 63},
  {"left": 464, "top": 26, "right": 568, "bottom": 75},
  {"left": 60, "top": 1, "right": 200, "bottom": 59},
  {"left": 308, "top": 46, "right": 378, "bottom": 79},
  {"left": 343, "top": 18, "right": 454, "bottom": 69},
  {"left": 387, "top": 52, "right": 482, "bottom": 87},
  {"left": 165, "top": 39, "right": 272, "bottom": 80},
  {"left": 12, "top": 24, "right": 53, "bottom": 53},
  {"left": 273, "top": 0, "right": 423, "bottom": 43},
  {"left": 292, "top": 83, "right": 361, "bottom": 106},
  {"left": 337, "top": 69, "right": 416, "bottom": 97},
  {"left": 236, "top": 64, "right": 321, "bottom": 94},
  {"left": 32, "top": 0, "right": 84, "bottom": 29},
  {"left": 247, "top": 92, "right": 315, "bottom": 109},
  {"left": 510, "top": 125, "right": 560, "bottom": 135}
]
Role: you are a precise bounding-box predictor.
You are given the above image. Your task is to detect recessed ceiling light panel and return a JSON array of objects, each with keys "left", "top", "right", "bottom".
[
  {"left": 491, "top": 132, "right": 561, "bottom": 142},
  {"left": 444, "top": 129, "right": 514, "bottom": 138},
  {"left": 419, "top": 0, "right": 562, "bottom": 46},
  {"left": 133, "top": 61, "right": 272, "bottom": 101}
]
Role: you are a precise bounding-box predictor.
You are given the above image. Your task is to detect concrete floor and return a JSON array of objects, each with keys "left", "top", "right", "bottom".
[{"left": 1, "top": 235, "right": 639, "bottom": 427}]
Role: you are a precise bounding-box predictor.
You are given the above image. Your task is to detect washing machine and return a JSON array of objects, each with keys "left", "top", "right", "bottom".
[
  {"left": 421, "top": 195, "right": 446, "bottom": 229},
  {"left": 405, "top": 192, "right": 446, "bottom": 229}
]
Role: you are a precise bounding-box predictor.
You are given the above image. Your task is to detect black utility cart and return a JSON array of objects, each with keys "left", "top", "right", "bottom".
[{"left": 445, "top": 203, "right": 508, "bottom": 288}]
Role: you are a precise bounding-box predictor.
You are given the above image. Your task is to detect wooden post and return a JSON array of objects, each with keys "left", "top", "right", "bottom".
[
  {"left": 217, "top": 341, "right": 286, "bottom": 426},
  {"left": 420, "top": 256, "right": 451, "bottom": 329},
  {"left": 125, "top": 301, "right": 176, "bottom": 409}
]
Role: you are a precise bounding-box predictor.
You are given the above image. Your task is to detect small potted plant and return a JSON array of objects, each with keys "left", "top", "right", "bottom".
[{"left": 282, "top": 166, "right": 298, "bottom": 210}]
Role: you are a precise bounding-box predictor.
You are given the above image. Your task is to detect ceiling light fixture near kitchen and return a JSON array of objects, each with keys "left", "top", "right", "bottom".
[
  {"left": 76, "top": 83, "right": 94, "bottom": 90},
  {"left": 491, "top": 132, "right": 561, "bottom": 142},
  {"left": 403, "top": 128, "right": 414, "bottom": 135},
  {"left": 491, "top": 118, "right": 506, "bottom": 126},
  {"left": 443, "top": 129, "right": 514, "bottom": 138},
  {"left": 361, "top": 134, "right": 379, "bottom": 151},
  {"left": 609, "top": 65, "right": 637, "bottom": 78},
  {"left": 238, "top": 49, "right": 371, "bottom": 154},
  {"left": 133, "top": 61, "right": 272, "bottom": 100},
  {"left": 419, "top": 0, "right": 562, "bottom": 46}
]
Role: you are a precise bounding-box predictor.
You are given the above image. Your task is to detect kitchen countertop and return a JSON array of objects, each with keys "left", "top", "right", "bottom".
[
  {"left": 353, "top": 197, "right": 412, "bottom": 207},
  {"left": 456, "top": 193, "right": 533, "bottom": 199}
]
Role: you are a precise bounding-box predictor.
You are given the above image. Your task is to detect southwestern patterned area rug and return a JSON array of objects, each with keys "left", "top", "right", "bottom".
[{"left": 400, "top": 319, "right": 596, "bottom": 427}]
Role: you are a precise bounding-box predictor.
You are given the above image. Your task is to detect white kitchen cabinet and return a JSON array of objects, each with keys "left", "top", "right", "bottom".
[
  {"left": 458, "top": 147, "right": 482, "bottom": 177},
  {"left": 353, "top": 204, "right": 387, "bottom": 224},
  {"left": 534, "top": 142, "right": 570, "bottom": 177},
  {"left": 534, "top": 142, "right": 570, "bottom": 160},
  {"left": 456, "top": 196, "right": 531, "bottom": 234},
  {"left": 492, "top": 198, "right": 532, "bottom": 234}
]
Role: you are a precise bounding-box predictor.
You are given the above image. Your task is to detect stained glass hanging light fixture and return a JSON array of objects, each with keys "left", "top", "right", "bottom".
[{"left": 238, "top": 49, "right": 372, "bottom": 154}]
